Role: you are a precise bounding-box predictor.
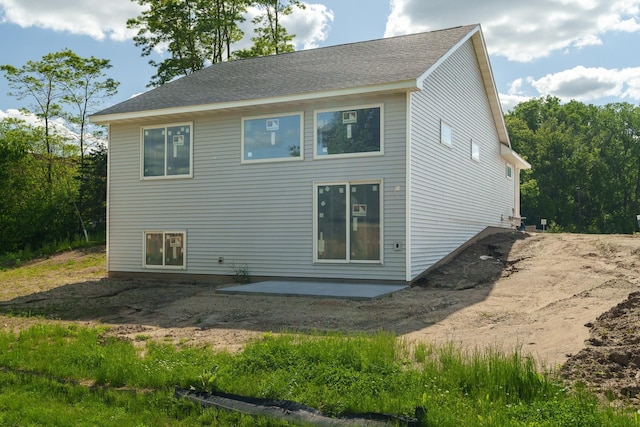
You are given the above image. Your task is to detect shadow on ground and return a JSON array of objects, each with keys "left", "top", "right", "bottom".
[{"left": 0, "top": 232, "right": 529, "bottom": 335}]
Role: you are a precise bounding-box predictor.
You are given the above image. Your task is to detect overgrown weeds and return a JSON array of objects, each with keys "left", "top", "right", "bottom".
[
  {"left": 0, "top": 232, "right": 105, "bottom": 269},
  {"left": 0, "top": 324, "right": 636, "bottom": 426}
]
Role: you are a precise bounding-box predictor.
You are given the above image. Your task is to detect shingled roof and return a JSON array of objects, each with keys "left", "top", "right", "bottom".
[{"left": 92, "top": 24, "right": 482, "bottom": 121}]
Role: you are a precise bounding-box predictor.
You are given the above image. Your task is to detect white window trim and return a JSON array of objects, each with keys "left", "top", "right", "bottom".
[
  {"left": 140, "top": 122, "right": 194, "bottom": 180},
  {"left": 506, "top": 163, "right": 513, "bottom": 179},
  {"left": 470, "top": 139, "right": 480, "bottom": 162},
  {"left": 143, "top": 230, "right": 187, "bottom": 270},
  {"left": 313, "top": 180, "right": 384, "bottom": 264},
  {"left": 313, "top": 103, "right": 385, "bottom": 160},
  {"left": 440, "top": 119, "right": 453, "bottom": 148},
  {"left": 241, "top": 111, "right": 304, "bottom": 164}
]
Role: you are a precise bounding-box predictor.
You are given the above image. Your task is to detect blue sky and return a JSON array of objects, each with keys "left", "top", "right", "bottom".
[{"left": 1, "top": 0, "right": 639, "bottom": 121}]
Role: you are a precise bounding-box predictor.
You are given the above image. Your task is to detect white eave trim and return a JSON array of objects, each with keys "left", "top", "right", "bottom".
[
  {"left": 501, "top": 144, "right": 531, "bottom": 170},
  {"left": 89, "top": 80, "right": 419, "bottom": 124},
  {"left": 471, "top": 28, "right": 511, "bottom": 147}
]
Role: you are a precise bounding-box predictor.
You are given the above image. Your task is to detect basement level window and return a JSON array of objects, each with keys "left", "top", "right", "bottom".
[{"left": 144, "top": 231, "right": 186, "bottom": 269}]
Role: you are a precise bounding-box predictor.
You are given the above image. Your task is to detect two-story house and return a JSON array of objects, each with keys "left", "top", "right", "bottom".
[{"left": 90, "top": 24, "right": 530, "bottom": 285}]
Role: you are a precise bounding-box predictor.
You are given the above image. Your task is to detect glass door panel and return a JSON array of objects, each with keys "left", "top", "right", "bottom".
[
  {"left": 317, "top": 185, "right": 347, "bottom": 260},
  {"left": 350, "top": 183, "right": 380, "bottom": 261}
]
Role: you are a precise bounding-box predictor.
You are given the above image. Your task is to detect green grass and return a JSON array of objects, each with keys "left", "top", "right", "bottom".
[
  {"left": 0, "top": 370, "right": 290, "bottom": 426},
  {"left": 0, "top": 324, "right": 638, "bottom": 426}
]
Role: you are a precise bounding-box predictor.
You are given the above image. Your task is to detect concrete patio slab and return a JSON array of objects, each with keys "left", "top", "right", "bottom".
[{"left": 217, "top": 281, "right": 408, "bottom": 300}]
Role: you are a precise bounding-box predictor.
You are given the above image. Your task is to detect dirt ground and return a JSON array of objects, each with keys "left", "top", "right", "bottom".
[{"left": 1, "top": 232, "right": 640, "bottom": 403}]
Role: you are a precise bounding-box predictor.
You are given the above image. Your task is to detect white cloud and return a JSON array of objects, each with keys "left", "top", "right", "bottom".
[
  {"left": 498, "top": 65, "right": 640, "bottom": 110},
  {"left": 384, "top": 0, "right": 640, "bottom": 62},
  {"left": 0, "top": 0, "right": 333, "bottom": 52},
  {"left": 530, "top": 66, "right": 640, "bottom": 102},
  {"left": 499, "top": 93, "right": 534, "bottom": 112},
  {"left": 0, "top": 0, "right": 143, "bottom": 41},
  {"left": 236, "top": 2, "right": 333, "bottom": 52},
  {"left": 0, "top": 108, "right": 40, "bottom": 124},
  {"left": 497, "top": 78, "right": 534, "bottom": 111},
  {"left": 285, "top": 3, "right": 334, "bottom": 50}
]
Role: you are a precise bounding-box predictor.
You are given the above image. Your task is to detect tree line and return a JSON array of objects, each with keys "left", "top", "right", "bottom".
[{"left": 507, "top": 96, "right": 640, "bottom": 233}]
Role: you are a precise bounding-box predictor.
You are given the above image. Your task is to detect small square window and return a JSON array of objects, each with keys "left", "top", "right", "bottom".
[
  {"left": 471, "top": 140, "right": 480, "bottom": 162},
  {"left": 506, "top": 164, "right": 513, "bottom": 179},
  {"left": 440, "top": 120, "right": 452, "bottom": 147}
]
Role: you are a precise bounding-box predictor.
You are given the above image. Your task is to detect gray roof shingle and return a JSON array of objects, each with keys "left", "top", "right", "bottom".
[{"left": 93, "top": 24, "right": 478, "bottom": 118}]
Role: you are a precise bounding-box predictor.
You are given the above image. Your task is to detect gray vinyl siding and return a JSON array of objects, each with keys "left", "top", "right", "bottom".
[
  {"left": 409, "top": 39, "right": 515, "bottom": 279},
  {"left": 107, "top": 93, "right": 407, "bottom": 282}
]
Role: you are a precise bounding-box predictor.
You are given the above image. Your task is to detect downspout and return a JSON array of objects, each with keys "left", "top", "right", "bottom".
[
  {"left": 405, "top": 91, "right": 413, "bottom": 282},
  {"left": 106, "top": 123, "right": 111, "bottom": 273},
  {"left": 514, "top": 167, "right": 521, "bottom": 220}
]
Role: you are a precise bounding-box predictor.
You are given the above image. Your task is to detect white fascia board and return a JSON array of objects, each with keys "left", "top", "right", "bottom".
[
  {"left": 501, "top": 144, "right": 531, "bottom": 170},
  {"left": 89, "top": 80, "right": 419, "bottom": 124},
  {"left": 471, "top": 28, "right": 512, "bottom": 147}
]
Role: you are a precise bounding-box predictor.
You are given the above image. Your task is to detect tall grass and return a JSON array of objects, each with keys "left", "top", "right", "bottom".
[
  {"left": 0, "top": 370, "right": 289, "bottom": 426},
  {"left": 0, "top": 324, "right": 637, "bottom": 426},
  {"left": 0, "top": 231, "right": 106, "bottom": 269}
]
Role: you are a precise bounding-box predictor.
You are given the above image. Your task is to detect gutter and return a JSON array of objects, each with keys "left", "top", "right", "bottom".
[
  {"left": 89, "top": 80, "right": 419, "bottom": 124},
  {"left": 500, "top": 144, "right": 531, "bottom": 170}
]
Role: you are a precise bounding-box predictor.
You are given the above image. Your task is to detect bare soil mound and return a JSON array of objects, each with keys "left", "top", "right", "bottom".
[{"left": 561, "top": 291, "right": 640, "bottom": 405}]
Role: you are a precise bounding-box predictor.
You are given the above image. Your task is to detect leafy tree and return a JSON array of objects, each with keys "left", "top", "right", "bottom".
[
  {"left": 0, "top": 119, "right": 78, "bottom": 253},
  {"left": 1, "top": 50, "right": 118, "bottom": 252},
  {"left": 235, "top": 0, "right": 304, "bottom": 58},
  {"left": 127, "top": 0, "right": 247, "bottom": 86},
  {"left": 60, "top": 52, "right": 119, "bottom": 163},
  {"left": 57, "top": 51, "right": 118, "bottom": 239},
  {"left": 507, "top": 97, "right": 640, "bottom": 234},
  {"left": 1, "top": 52, "right": 71, "bottom": 183},
  {"left": 78, "top": 144, "right": 108, "bottom": 235},
  {"left": 1, "top": 50, "right": 117, "bottom": 184}
]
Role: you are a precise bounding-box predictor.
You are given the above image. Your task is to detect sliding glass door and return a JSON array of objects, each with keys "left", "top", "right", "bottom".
[{"left": 316, "top": 182, "right": 381, "bottom": 263}]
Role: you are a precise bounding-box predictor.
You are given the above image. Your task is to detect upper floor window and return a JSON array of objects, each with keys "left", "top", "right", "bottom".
[
  {"left": 142, "top": 123, "right": 192, "bottom": 179},
  {"left": 315, "top": 104, "right": 383, "bottom": 158},
  {"left": 506, "top": 163, "right": 513, "bottom": 179},
  {"left": 440, "top": 120, "right": 452, "bottom": 147},
  {"left": 471, "top": 140, "right": 480, "bottom": 162},
  {"left": 242, "top": 113, "right": 303, "bottom": 163}
]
